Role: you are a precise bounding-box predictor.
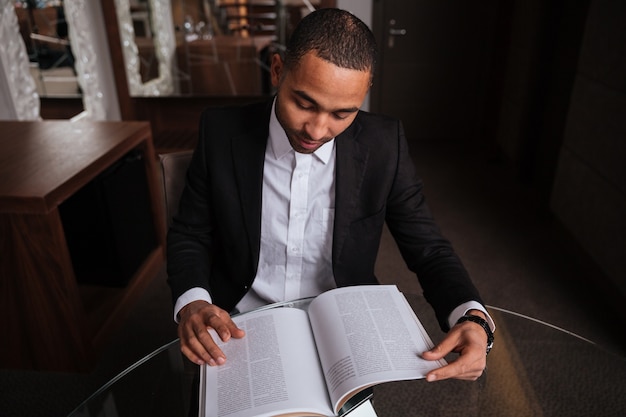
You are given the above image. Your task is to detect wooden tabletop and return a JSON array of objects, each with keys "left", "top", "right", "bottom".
[{"left": 0, "top": 120, "right": 151, "bottom": 214}]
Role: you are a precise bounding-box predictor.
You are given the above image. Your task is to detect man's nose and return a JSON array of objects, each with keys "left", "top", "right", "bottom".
[{"left": 304, "top": 113, "right": 330, "bottom": 141}]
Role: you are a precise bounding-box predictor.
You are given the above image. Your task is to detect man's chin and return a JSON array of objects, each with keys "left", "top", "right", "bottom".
[
  {"left": 293, "top": 147, "right": 317, "bottom": 154},
  {"left": 297, "top": 144, "right": 320, "bottom": 153}
]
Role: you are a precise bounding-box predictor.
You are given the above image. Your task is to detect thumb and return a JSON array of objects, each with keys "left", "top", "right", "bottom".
[
  {"left": 421, "top": 344, "right": 447, "bottom": 361},
  {"left": 422, "top": 335, "right": 457, "bottom": 360}
]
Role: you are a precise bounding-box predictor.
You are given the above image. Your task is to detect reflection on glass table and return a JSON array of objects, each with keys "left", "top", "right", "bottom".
[{"left": 67, "top": 294, "right": 626, "bottom": 417}]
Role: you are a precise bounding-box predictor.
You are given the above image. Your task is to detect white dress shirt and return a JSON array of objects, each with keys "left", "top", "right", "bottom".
[{"left": 234, "top": 102, "right": 337, "bottom": 312}]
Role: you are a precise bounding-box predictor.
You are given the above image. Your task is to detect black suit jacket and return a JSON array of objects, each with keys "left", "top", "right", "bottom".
[{"left": 167, "top": 100, "right": 483, "bottom": 331}]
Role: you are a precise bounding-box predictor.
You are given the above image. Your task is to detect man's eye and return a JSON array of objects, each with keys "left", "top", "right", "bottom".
[
  {"left": 296, "top": 101, "right": 313, "bottom": 110},
  {"left": 333, "top": 113, "right": 349, "bottom": 120}
]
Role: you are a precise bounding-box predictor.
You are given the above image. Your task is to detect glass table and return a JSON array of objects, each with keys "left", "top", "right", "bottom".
[{"left": 67, "top": 295, "right": 626, "bottom": 417}]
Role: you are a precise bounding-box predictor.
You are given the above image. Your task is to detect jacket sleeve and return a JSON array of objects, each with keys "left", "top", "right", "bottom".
[
  {"left": 165, "top": 101, "right": 269, "bottom": 312},
  {"left": 166, "top": 112, "right": 216, "bottom": 305},
  {"left": 384, "top": 121, "right": 484, "bottom": 331}
]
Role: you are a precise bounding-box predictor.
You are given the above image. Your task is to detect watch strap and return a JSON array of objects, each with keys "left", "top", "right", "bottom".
[{"left": 457, "top": 314, "right": 494, "bottom": 354}]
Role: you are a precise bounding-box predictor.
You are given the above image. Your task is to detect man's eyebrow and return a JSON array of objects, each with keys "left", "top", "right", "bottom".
[{"left": 294, "top": 90, "right": 360, "bottom": 114}]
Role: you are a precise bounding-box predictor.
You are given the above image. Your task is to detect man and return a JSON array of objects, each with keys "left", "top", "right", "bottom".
[{"left": 167, "top": 8, "right": 494, "bottom": 382}]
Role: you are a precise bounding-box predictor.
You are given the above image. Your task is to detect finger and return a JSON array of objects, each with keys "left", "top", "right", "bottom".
[
  {"left": 180, "top": 342, "right": 204, "bottom": 366},
  {"left": 193, "top": 328, "right": 227, "bottom": 366},
  {"left": 421, "top": 334, "right": 461, "bottom": 361},
  {"left": 426, "top": 361, "right": 482, "bottom": 381},
  {"left": 426, "top": 359, "right": 485, "bottom": 382},
  {"left": 178, "top": 324, "right": 206, "bottom": 365},
  {"left": 206, "top": 313, "right": 245, "bottom": 342},
  {"left": 425, "top": 345, "right": 487, "bottom": 382},
  {"left": 179, "top": 317, "right": 226, "bottom": 366}
]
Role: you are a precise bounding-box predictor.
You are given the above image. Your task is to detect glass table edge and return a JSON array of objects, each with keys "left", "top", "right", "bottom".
[
  {"left": 68, "top": 298, "right": 626, "bottom": 416},
  {"left": 67, "top": 338, "right": 181, "bottom": 415},
  {"left": 67, "top": 297, "right": 318, "bottom": 416}
]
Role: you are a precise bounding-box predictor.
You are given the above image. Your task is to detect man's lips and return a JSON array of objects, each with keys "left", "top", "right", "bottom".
[
  {"left": 299, "top": 138, "right": 319, "bottom": 150},
  {"left": 293, "top": 134, "right": 320, "bottom": 150}
]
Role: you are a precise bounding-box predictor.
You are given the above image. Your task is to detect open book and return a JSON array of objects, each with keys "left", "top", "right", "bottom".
[{"left": 199, "top": 285, "right": 446, "bottom": 417}]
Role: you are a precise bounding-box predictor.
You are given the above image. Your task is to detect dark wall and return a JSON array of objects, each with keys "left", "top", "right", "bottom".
[
  {"left": 368, "top": 0, "right": 624, "bottom": 299},
  {"left": 491, "top": 0, "right": 590, "bottom": 199},
  {"left": 550, "top": 0, "right": 626, "bottom": 299},
  {"left": 480, "top": 0, "right": 625, "bottom": 299}
]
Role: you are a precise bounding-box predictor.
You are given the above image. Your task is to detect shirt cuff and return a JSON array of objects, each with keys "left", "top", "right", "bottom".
[
  {"left": 174, "top": 287, "right": 213, "bottom": 323},
  {"left": 448, "top": 301, "right": 496, "bottom": 332}
]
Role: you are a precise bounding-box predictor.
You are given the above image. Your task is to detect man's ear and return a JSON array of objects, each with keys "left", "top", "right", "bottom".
[{"left": 270, "top": 54, "right": 284, "bottom": 87}]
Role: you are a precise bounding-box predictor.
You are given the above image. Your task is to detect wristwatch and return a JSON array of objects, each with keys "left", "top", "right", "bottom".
[{"left": 457, "top": 314, "right": 494, "bottom": 354}]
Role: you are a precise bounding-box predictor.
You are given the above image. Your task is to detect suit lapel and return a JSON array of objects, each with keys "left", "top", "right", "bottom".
[
  {"left": 231, "top": 104, "right": 272, "bottom": 270},
  {"left": 333, "top": 119, "right": 368, "bottom": 264}
]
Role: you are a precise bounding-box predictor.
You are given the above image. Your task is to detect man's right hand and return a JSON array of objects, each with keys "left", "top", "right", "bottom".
[{"left": 177, "top": 300, "right": 245, "bottom": 366}]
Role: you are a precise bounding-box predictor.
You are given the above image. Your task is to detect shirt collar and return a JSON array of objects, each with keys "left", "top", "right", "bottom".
[{"left": 269, "top": 98, "right": 335, "bottom": 164}]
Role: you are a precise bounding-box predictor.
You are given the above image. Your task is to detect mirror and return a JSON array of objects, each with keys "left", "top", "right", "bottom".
[
  {"left": 114, "top": 0, "right": 176, "bottom": 96},
  {"left": 116, "top": 0, "right": 322, "bottom": 97},
  {"left": 9, "top": 0, "right": 120, "bottom": 120},
  {"left": 13, "top": 0, "right": 81, "bottom": 99}
]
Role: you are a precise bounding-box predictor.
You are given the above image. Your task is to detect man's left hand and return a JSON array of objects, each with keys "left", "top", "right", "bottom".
[{"left": 421, "top": 310, "right": 489, "bottom": 382}]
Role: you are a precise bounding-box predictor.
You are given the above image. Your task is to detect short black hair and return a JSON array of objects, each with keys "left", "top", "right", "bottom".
[{"left": 284, "top": 8, "right": 377, "bottom": 78}]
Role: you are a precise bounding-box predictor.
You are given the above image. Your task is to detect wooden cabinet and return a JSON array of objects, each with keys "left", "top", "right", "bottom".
[{"left": 0, "top": 121, "right": 165, "bottom": 372}]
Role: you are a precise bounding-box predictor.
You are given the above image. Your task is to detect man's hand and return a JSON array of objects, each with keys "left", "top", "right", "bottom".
[
  {"left": 421, "top": 310, "right": 489, "bottom": 382},
  {"left": 178, "top": 300, "right": 245, "bottom": 366}
]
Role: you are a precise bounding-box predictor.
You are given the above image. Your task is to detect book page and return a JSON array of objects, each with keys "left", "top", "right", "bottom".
[
  {"left": 308, "top": 285, "right": 446, "bottom": 413},
  {"left": 201, "top": 307, "right": 333, "bottom": 417}
]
